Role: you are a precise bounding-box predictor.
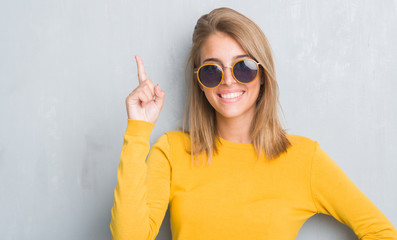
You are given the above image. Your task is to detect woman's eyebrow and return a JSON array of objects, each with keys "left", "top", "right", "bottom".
[
  {"left": 202, "top": 58, "right": 222, "bottom": 64},
  {"left": 202, "top": 54, "right": 250, "bottom": 64},
  {"left": 234, "top": 54, "right": 250, "bottom": 59}
]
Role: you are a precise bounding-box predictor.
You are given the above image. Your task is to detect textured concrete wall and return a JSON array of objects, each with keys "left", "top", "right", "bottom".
[{"left": 1, "top": 0, "right": 396, "bottom": 239}]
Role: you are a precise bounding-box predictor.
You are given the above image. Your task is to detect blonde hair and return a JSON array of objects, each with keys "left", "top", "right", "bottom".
[{"left": 182, "top": 7, "right": 291, "bottom": 165}]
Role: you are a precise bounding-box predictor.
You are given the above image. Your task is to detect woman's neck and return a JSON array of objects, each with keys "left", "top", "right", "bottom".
[{"left": 215, "top": 113, "right": 253, "bottom": 143}]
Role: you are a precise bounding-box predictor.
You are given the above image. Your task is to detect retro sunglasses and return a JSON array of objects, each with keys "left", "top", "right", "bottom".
[{"left": 194, "top": 59, "right": 261, "bottom": 89}]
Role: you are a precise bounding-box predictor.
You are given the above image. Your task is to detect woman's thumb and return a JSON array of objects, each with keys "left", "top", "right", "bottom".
[{"left": 154, "top": 84, "right": 165, "bottom": 110}]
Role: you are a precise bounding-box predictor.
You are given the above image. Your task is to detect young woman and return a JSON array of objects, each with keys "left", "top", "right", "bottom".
[{"left": 110, "top": 7, "right": 397, "bottom": 240}]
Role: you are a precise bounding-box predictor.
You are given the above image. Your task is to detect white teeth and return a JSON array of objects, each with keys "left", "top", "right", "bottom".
[{"left": 220, "top": 92, "right": 244, "bottom": 99}]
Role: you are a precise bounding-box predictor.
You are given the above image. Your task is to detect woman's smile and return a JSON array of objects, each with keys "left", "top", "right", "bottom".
[{"left": 217, "top": 90, "right": 245, "bottom": 102}]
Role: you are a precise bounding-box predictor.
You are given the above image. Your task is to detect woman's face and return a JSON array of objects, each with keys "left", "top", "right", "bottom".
[{"left": 199, "top": 32, "right": 262, "bottom": 123}]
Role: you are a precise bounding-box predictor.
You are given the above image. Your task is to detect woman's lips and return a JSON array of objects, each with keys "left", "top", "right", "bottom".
[
  {"left": 219, "top": 92, "right": 244, "bottom": 99},
  {"left": 217, "top": 91, "right": 245, "bottom": 103}
]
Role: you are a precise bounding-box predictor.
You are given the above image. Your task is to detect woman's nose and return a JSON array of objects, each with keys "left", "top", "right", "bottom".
[{"left": 222, "top": 67, "right": 236, "bottom": 85}]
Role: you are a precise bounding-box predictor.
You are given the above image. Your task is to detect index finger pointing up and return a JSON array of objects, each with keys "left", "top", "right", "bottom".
[{"left": 135, "top": 55, "right": 147, "bottom": 84}]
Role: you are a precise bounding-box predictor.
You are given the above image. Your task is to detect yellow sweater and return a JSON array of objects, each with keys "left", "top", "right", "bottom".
[{"left": 110, "top": 120, "right": 397, "bottom": 239}]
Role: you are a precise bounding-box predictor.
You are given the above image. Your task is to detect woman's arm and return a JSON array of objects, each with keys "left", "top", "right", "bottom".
[
  {"left": 310, "top": 141, "right": 397, "bottom": 239},
  {"left": 110, "top": 119, "right": 171, "bottom": 240},
  {"left": 111, "top": 55, "right": 168, "bottom": 239}
]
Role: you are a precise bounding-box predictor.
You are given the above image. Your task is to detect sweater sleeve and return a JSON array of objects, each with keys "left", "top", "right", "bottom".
[
  {"left": 310, "top": 141, "right": 397, "bottom": 239},
  {"left": 110, "top": 119, "right": 172, "bottom": 240}
]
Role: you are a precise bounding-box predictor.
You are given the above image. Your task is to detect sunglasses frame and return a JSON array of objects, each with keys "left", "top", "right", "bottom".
[{"left": 194, "top": 59, "right": 261, "bottom": 89}]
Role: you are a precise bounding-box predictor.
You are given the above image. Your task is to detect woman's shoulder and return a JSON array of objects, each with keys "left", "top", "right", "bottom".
[
  {"left": 153, "top": 130, "right": 190, "bottom": 149},
  {"left": 164, "top": 129, "right": 188, "bottom": 137},
  {"left": 287, "top": 133, "right": 316, "bottom": 144},
  {"left": 163, "top": 130, "right": 189, "bottom": 142},
  {"left": 151, "top": 130, "right": 190, "bottom": 160},
  {"left": 285, "top": 133, "right": 318, "bottom": 154}
]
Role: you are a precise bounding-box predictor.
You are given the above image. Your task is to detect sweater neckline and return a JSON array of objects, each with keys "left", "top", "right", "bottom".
[{"left": 216, "top": 135, "right": 255, "bottom": 150}]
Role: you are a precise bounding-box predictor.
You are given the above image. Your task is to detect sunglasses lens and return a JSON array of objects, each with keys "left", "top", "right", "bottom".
[
  {"left": 198, "top": 65, "right": 222, "bottom": 88},
  {"left": 233, "top": 60, "right": 258, "bottom": 83}
]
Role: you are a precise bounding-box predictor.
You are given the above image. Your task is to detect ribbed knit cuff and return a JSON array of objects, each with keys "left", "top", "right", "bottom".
[{"left": 125, "top": 119, "right": 155, "bottom": 138}]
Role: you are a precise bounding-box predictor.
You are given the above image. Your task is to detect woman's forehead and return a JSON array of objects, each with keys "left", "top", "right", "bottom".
[{"left": 199, "top": 32, "right": 247, "bottom": 64}]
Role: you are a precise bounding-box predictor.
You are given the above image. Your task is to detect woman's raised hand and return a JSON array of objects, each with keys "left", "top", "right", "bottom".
[{"left": 125, "top": 55, "right": 165, "bottom": 124}]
